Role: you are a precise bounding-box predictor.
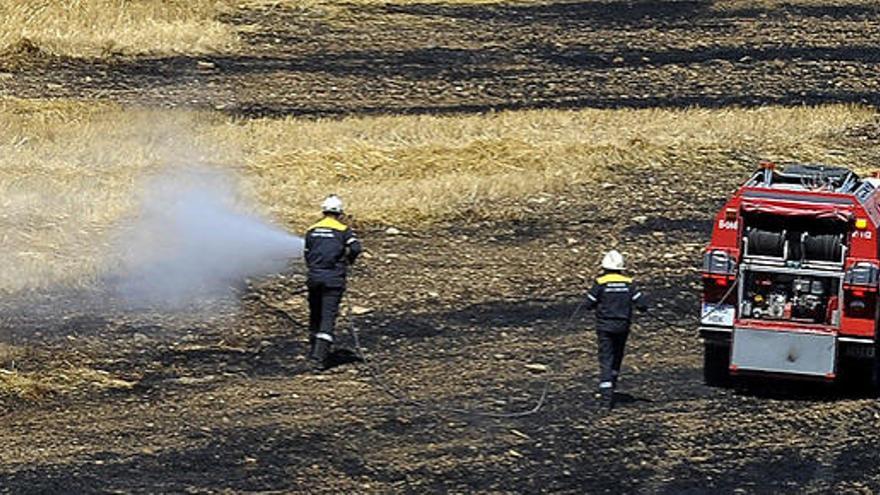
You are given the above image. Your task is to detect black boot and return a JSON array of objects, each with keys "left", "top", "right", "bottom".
[
  {"left": 598, "top": 386, "right": 614, "bottom": 410},
  {"left": 310, "top": 339, "right": 331, "bottom": 371}
]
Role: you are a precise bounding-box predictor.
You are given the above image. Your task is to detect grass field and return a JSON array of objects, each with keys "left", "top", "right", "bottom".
[
  {"left": 6, "top": 2, "right": 880, "bottom": 492},
  {"left": 0, "top": 0, "right": 507, "bottom": 58},
  {"left": 1, "top": 0, "right": 876, "bottom": 58},
  {"left": 0, "top": 97, "right": 876, "bottom": 293},
  {"left": 0, "top": 0, "right": 241, "bottom": 57}
]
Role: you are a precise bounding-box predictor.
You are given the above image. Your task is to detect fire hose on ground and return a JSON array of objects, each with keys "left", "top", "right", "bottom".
[
  {"left": 256, "top": 294, "right": 550, "bottom": 418},
  {"left": 346, "top": 314, "right": 550, "bottom": 418},
  {"left": 255, "top": 273, "right": 740, "bottom": 418}
]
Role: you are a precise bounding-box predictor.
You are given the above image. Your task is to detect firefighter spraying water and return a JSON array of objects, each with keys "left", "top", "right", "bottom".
[{"left": 303, "top": 195, "right": 363, "bottom": 371}]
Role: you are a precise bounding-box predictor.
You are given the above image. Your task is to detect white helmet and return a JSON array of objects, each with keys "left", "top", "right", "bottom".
[
  {"left": 321, "top": 194, "right": 344, "bottom": 215},
  {"left": 601, "top": 250, "right": 625, "bottom": 271}
]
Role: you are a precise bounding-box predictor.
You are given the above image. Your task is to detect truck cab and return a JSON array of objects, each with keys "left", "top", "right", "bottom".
[{"left": 701, "top": 162, "right": 880, "bottom": 387}]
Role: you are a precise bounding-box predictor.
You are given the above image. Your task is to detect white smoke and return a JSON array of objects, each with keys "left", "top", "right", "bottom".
[{"left": 111, "top": 167, "right": 303, "bottom": 307}]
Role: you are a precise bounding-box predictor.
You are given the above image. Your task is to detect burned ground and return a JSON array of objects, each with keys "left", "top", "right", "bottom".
[
  {"left": 4, "top": 1, "right": 880, "bottom": 116},
  {"left": 3, "top": 0, "right": 880, "bottom": 494},
  {"left": 1, "top": 162, "right": 878, "bottom": 493}
]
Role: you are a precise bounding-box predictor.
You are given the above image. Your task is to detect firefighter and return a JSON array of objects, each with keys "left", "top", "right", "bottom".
[
  {"left": 304, "top": 194, "right": 362, "bottom": 370},
  {"left": 584, "top": 249, "right": 647, "bottom": 409}
]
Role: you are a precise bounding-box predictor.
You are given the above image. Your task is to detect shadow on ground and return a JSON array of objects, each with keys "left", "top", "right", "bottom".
[{"left": 4, "top": 0, "right": 880, "bottom": 116}]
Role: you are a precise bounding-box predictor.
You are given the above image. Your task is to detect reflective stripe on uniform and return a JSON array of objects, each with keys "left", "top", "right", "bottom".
[
  {"left": 316, "top": 332, "right": 334, "bottom": 342},
  {"left": 346, "top": 237, "right": 358, "bottom": 245},
  {"left": 632, "top": 292, "right": 642, "bottom": 301},
  {"left": 599, "top": 381, "right": 614, "bottom": 389},
  {"left": 597, "top": 273, "right": 633, "bottom": 285},
  {"left": 309, "top": 217, "right": 348, "bottom": 232},
  {"left": 587, "top": 294, "right": 597, "bottom": 301}
]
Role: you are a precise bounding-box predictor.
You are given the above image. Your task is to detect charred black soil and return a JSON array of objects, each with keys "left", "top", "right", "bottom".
[
  {"left": 3, "top": 1, "right": 880, "bottom": 494},
  {"left": 3, "top": 1, "right": 880, "bottom": 116},
  {"left": 1, "top": 161, "right": 877, "bottom": 493}
]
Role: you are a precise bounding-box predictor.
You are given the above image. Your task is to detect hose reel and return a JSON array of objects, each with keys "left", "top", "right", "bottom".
[
  {"left": 746, "top": 228, "right": 785, "bottom": 257},
  {"left": 801, "top": 233, "right": 843, "bottom": 261},
  {"left": 746, "top": 227, "right": 843, "bottom": 262}
]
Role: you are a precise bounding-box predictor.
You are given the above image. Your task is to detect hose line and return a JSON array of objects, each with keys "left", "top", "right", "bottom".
[
  {"left": 346, "top": 314, "right": 550, "bottom": 418},
  {"left": 257, "top": 272, "right": 738, "bottom": 418},
  {"left": 256, "top": 292, "right": 550, "bottom": 418}
]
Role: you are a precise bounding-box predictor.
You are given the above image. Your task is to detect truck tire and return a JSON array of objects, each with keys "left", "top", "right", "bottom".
[
  {"left": 703, "top": 342, "right": 731, "bottom": 387},
  {"left": 871, "top": 353, "right": 880, "bottom": 397},
  {"left": 837, "top": 356, "right": 879, "bottom": 397}
]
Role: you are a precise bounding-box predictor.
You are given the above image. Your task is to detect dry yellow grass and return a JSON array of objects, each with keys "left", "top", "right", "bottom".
[
  {"left": 0, "top": 97, "right": 877, "bottom": 293},
  {"left": 2, "top": 0, "right": 875, "bottom": 58},
  {"left": 0, "top": 0, "right": 521, "bottom": 58},
  {"left": 0, "top": 366, "right": 135, "bottom": 400},
  {"left": 0, "top": 0, "right": 241, "bottom": 57},
  {"left": 0, "top": 343, "right": 133, "bottom": 400}
]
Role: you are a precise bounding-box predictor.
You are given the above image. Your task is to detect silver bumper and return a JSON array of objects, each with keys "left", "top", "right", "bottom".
[{"left": 731, "top": 327, "right": 836, "bottom": 377}]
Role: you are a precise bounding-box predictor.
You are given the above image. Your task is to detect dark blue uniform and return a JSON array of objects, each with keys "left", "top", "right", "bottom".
[
  {"left": 304, "top": 216, "right": 362, "bottom": 365},
  {"left": 584, "top": 272, "right": 647, "bottom": 395}
]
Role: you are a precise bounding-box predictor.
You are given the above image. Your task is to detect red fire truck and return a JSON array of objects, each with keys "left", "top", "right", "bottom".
[{"left": 701, "top": 162, "right": 880, "bottom": 388}]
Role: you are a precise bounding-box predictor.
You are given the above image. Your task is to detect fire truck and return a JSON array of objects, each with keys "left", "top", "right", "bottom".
[{"left": 701, "top": 162, "right": 880, "bottom": 388}]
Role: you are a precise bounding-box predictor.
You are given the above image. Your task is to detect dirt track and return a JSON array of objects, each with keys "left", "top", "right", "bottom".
[{"left": 4, "top": 1, "right": 880, "bottom": 493}]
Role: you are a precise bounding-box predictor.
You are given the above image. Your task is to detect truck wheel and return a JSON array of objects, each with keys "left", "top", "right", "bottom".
[
  {"left": 703, "top": 343, "right": 731, "bottom": 387},
  {"left": 836, "top": 354, "right": 879, "bottom": 397},
  {"left": 871, "top": 354, "right": 880, "bottom": 398}
]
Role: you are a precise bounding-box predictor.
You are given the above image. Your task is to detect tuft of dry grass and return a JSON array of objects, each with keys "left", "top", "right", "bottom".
[
  {"left": 0, "top": 97, "right": 877, "bottom": 292},
  {"left": 0, "top": 0, "right": 241, "bottom": 58},
  {"left": 0, "top": 366, "right": 136, "bottom": 401},
  {"left": 0, "top": 344, "right": 135, "bottom": 401},
  {"left": 0, "top": 344, "right": 25, "bottom": 369},
  {"left": 0, "top": 370, "right": 53, "bottom": 400}
]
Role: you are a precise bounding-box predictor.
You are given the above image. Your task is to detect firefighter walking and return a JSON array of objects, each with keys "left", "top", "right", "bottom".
[
  {"left": 304, "top": 194, "right": 362, "bottom": 371},
  {"left": 584, "top": 250, "right": 647, "bottom": 409}
]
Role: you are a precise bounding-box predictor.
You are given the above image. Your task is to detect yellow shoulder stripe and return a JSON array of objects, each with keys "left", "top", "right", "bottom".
[
  {"left": 597, "top": 273, "right": 632, "bottom": 285},
  {"left": 309, "top": 217, "right": 348, "bottom": 231}
]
